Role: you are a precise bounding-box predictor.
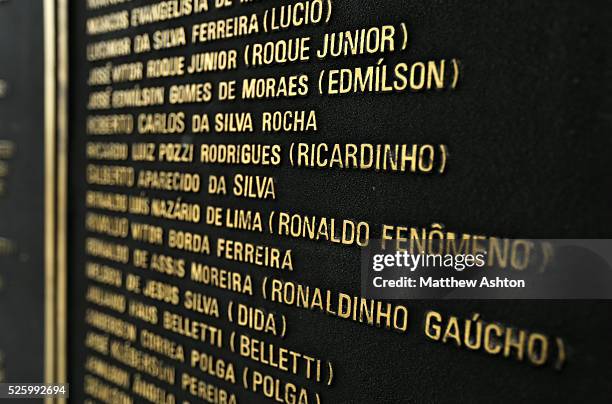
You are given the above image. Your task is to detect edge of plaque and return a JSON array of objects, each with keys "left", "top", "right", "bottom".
[{"left": 43, "top": 0, "right": 67, "bottom": 401}]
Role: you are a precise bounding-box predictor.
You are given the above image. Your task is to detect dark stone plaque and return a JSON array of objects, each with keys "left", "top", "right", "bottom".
[
  {"left": 67, "top": 1, "right": 612, "bottom": 402},
  {"left": 0, "top": 0, "right": 47, "bottom": 384}
]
